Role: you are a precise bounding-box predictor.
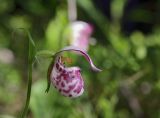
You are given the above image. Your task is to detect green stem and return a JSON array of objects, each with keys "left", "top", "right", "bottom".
[
  {"left": 19, "top": 29, "right": 35, "bottom": 118},
  {"left": 20, "top": 61, "right": 32, "bottom": 118}
]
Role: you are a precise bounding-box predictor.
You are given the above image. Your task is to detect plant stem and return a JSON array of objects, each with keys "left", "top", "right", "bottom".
[
  {"left": 20, "top": 59, "right": 32, "bottom": 118},
  {"left": 20, "top": 30, "right": 35, "bottom": 118},
  {"left": 67, "top": 0, "right": 77, "bottom": 22}
]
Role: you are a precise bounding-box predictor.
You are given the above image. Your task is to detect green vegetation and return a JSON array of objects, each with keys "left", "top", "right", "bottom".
[{"left": 0, "top": 0, "right": 160, "bottom": 118}]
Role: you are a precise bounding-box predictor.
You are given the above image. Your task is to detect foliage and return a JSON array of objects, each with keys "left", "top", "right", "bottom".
[{"left": 0, "top": 0, "right": 160, "bottom": 118}]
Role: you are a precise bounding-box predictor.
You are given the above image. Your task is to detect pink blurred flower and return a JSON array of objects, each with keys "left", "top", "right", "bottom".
[
  {"left": 49, "top": 46, "right": 101, "bottom": 98},
  {"left": 70, "top": 21, "right": 93, "bottom": 52}
]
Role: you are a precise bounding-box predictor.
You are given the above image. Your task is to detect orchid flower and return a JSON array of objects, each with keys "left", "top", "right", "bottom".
[
  {"left": 47, "top": 46, "right": 101, "bottom": 98},
  {"left": 69, "top": 21, "right": 93, "bottom": 52}
]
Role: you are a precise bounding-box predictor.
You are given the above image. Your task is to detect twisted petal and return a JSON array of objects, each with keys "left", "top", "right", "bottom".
[{"left": 55, "top": 46, "right": 102, "bottom": 72}]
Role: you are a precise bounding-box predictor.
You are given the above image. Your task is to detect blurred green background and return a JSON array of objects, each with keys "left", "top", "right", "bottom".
[{"left": 0, "top": 0, "right": 160, "bottom": 118}]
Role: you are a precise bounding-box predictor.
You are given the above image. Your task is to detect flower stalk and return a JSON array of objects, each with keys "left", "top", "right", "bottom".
[{"left": 20, "top": 30, "right": 36, "bottom": 118}]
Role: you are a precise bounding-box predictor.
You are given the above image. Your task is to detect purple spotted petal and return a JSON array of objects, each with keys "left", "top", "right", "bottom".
[
  {"left": 49, "top": 46, "right": 101, "bottom": 98},
  {"left": 50, "top": 56, "right": 84, "bottom": 98},
  {"left": 55, "top": 46, "right": 102, "bottom": 72}
]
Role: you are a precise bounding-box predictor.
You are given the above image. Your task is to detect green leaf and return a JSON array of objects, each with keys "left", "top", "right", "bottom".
[
  {"left": 27, "top": 30, "right": 36, "bottom": 63},
  {"left": 45, "top": 56, "right": 55, "bottom": 93},
  {"left": 46, "top": 9, "right": 68, "bottom": 50}
]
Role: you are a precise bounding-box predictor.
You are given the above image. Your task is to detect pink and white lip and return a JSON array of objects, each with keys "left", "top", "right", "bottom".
[
  {"left": 49, "top": 46, "right": 101, "bottom": 98},
  {"left": 70, "top": 21, "right": 93, "bottom": 52}
]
